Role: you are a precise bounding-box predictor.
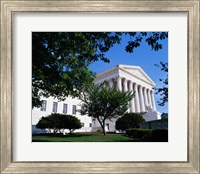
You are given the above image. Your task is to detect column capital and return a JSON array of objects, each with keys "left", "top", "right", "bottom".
[
  {"left": 134, "top": 83, "right": 138, "bottom": 87},
  {"left": 142, "top": 86, "right": 148, "bottom": 90},
  {"left": 123, "top": 78, "right": 127, "bottom": 82},
  {"left": 128, "top": 80, "right": 133, "bottom": 86},
  {"left": 116, "top": 76, "right": 121, "bottom": 80},
  {"left": 146, "top": 88, "right": 151, "bottom": 92}
]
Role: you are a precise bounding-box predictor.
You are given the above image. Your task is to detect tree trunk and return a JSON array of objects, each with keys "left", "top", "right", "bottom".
[
  {"left": 103, "top": 127, "right": 106, "bottom": 136},
  {"left": 97, "top": 117, "right": 107, "bottom": 136},
  {"left": 102, "top": 121, "right": 107, "bottom": 136},
  {"left": 69, "top": 130, "right": 72, "bottom": 134}
]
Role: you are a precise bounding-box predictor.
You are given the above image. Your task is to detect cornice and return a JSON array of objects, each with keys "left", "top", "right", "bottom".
[
  {"left": 122, "top": 66, "right": 155, "bottom": 84},
  {"left": 95, "top": 64, "right": 155, "bottom": 87},
  {"left": 95, "top": 66, "right": 118, "bottom": 80},
  {"left": 119, "top": 67, "right": 155, "bottom": 87}
]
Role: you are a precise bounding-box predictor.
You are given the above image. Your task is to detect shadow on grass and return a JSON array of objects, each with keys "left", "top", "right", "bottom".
[
  {"left": 32, "top": 133, "right": 168, "bottom": 142},
  {"left": 34, "top": 133, "right": 95, "bottom": 138},
  {"left": 121, "top": 134, "right": 168, "bottom": 142}
]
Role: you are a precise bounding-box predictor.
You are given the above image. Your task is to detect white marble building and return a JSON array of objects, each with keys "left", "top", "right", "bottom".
[{"left": 32, "top": 64, "right": 161, "bottom": 133}]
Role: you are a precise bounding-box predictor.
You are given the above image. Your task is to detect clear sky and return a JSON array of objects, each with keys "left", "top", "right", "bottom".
[{"left": 88, "top": 34, "right": 168, "bottom": 113}]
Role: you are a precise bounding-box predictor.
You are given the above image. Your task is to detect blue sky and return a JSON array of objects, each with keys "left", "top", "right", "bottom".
[{"left": 88, "top": 34, "right": 168, "bottom": 113}]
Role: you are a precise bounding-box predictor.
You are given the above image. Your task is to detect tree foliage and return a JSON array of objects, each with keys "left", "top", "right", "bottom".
[
  {"left": 32, "top": 32, "right": 168, "bottom": 107},
  {"left": 36, "top": 113, "right": 82, "bottom": 134},
  {"left": 115, "top": 113, "right": 145, "bottom": 131},
  {"left": 32, "top": 32, "right": 121, "bottom": 107},
  {"left": 79, "top": 84, "right": 134, "bottom": 135},
  {"left": 155, "top": 62, "right": 168, "bottom": 106}
]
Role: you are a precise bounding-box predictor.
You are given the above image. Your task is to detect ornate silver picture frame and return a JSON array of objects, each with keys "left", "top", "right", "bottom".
[{"left": 1, "top": 0, "right": 199, "bottom": 173}]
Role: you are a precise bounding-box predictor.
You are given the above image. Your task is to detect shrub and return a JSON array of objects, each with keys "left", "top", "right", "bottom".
[
  {"left": 62, "top": 114, "right": 82, "bottom": 134},
  {"left": 115, "top": 113, "right": 145, "bottom": 131},
  {"left": 126, "top": 128, "right": 152, "bottom": 139},
  {"left": 152, "top": 129, "right": 168, "bottom": 142},
  {"left": 36, "top": 115, "right": 60, "bottom": 133},
  {"left": 126, "top": 128, "right": 168, "bottom": 142},
  {"left": 36, "top": 113, "right": 82, "bottom": 134}
]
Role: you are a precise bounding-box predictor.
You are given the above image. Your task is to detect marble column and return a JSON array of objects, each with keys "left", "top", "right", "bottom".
[
  {"left": 123, "top": 79, "right": 129, "bottom": 112},
  {"left": 147, "top": 89, "right": 152, "bottom": 108},
  {"left": 143, "top": 87, "right": 148, "bottom": 111},
  {"left": 134, "top": 83, "right": 140, "bottom": 113},
  {"left": 129, "top": 81, "right": 135, "bottom": 112},
  {"left": 117, "top": 77, "right": 122, "bottom": 91},
  {"left": 102, "top": 81, "right": 107, "bottom": 88},
  {"left": 139, "top": 85, "right": 145, "bottom": 112},
  {"left": 108, "top": 79, "right": 113, "bottom": 88},
  {"left": 123, "top": 79, "right": 128, "bottom": 91},
  {"left": 151, "top": 90, "right": 156, "bottom": 110}
]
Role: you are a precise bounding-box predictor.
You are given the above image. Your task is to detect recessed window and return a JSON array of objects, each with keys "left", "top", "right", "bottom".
[
  {"left": 40, "top": 100, "right": 47, "bottom": 111},
  {"left": 72, "top": 105, "right": 76, "bottom": 115},
  {"left": 63, "top": 103, "right": 68, "bottom": 114},
  {"left": 80, "top": 105, "right": 84, "bottom": 115},
  {"left": 92, "top": 118, "right": 96, "bottom": 124},
  {"left": 52, "top": 102, "right": 58, "bottom": 113},
  {"left": 106, "top": 123, "right": 109, "bottom": 130}
]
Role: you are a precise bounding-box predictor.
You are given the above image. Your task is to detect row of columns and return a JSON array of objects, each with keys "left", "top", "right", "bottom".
[{"left": 104, "top": 77, "right": 156, "bottom": 113}]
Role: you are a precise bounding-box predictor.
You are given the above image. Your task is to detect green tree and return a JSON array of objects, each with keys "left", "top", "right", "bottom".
[
  {"left": 79, "top": 84, "right": 134, "bottom": 135},
  {"left": 36, "top": 114, "right": 60, "bottom": 133},
  {"left": 32, "top": 32, "right": 168, "bottom": 108},
  {"left": 32, "top": 32, "right": 121, "bottom": 107},
  {"left": 62, "top": 115, "right": 82, "bottom": 134},
  {"left": 115, "top": 113, "right": 145, "bottom": 131},
  {"left": 36, "top": 113, "right": 82, "bottom": 134}
]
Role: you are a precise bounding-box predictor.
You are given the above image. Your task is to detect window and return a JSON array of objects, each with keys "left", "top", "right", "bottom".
[
  {"left": 80, "top": 105, "right": 84, "bottom": 115},
  {"left": 89, "top": 123, "right": 92, "bottom": 127},
  {"left": 40, "top": 100, "right": 47, "bottom": 111},
  {"left": 92, "top": 118, "right": 96, "bottom": 124},
  {"left": 72, "top": 105, "right": 76, "bottom": 115},
  {"left": 63, "top": 103, "right": 68, "bottom": 114},
  {"left": 106, "top": 123, "right": 109, "bottom": 130},
  {"left": 52, "top": 102, "right": 58, "bottom": 113}
]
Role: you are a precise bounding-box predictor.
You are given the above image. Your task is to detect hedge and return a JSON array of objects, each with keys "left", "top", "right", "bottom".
[
  {"left": 151, "top": 129, "right": 168, "bottom": 142},
  {"left": 126, "top": 128, "right": 152, "bottom": 139},
  {"left": 126, "top": 128, "right": 168, "bottom": 142}
]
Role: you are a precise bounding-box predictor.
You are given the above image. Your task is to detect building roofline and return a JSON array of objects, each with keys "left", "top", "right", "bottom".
[{"left": 96, "top": 64, "right": 155, "bottom": 86}]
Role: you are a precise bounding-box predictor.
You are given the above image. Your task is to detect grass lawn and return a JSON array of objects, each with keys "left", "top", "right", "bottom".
[{"left": 32, "top": 132, "right": 141, "bottom": 142}]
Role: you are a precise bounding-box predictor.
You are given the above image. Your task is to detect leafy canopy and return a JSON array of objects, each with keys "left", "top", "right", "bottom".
[
  {"left": 115, "top": 113, "right": 145, "bottom": 131},
  {"left": 79, "top": 84, "right": 134, "bottom": 135},
  {"left": 36, "top": 113, "right": 82, "bottom": 134},
  {"left": 155, "top": 62, "right": 168, "bottom": 106},
  {"left": 32, "top": 32, "right": 168, "bottom": 107}
]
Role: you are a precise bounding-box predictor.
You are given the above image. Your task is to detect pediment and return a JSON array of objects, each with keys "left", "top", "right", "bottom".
[{"left": 119, "top": 65, "right": 155, "bottom": 85}]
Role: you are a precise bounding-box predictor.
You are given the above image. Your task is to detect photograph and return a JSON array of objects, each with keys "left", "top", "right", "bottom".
[{"left": 32, "top": 32, "right": 168, "bottom": 142}]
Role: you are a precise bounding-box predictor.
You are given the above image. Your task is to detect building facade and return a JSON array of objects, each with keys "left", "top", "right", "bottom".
[{"left": 32, "top": 64, "right": 161, "bottom": 134}]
